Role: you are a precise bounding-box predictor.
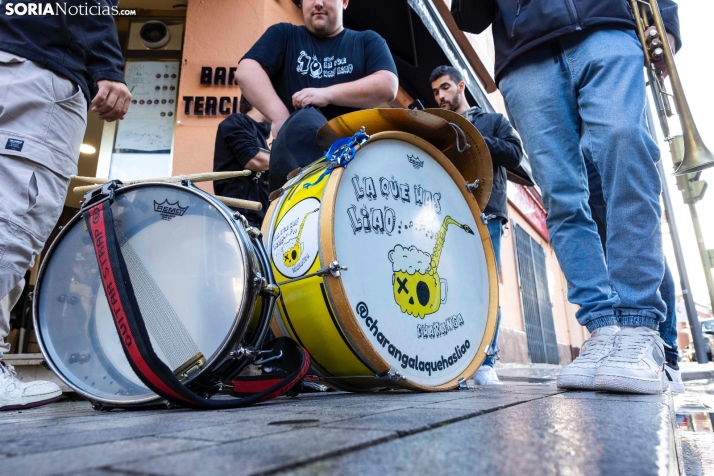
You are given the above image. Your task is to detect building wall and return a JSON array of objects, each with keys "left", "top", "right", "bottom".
[{"left": 173, "top": 0, "right": 303, "bottom": 191}]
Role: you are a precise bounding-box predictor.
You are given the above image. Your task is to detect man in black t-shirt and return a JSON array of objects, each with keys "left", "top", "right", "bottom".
[
  {"left": 236, "top": 0, "right": 398, "bottom": 191},
  {"left": 213, "top": 96, "right": 271, "bottom": 227}
]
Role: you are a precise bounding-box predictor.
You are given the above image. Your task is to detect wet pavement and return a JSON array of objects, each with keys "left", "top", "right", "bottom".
[
  {"left": 673, "top": 376, "right": 714, "bottom": 476},
  {"left": 1, "top": 366, "right": 685, "bottom": 476}
]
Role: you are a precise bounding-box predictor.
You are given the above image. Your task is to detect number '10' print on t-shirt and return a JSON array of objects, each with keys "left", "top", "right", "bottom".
[{"left": 296, "top": 51, "right": 354, "bottom": 80}]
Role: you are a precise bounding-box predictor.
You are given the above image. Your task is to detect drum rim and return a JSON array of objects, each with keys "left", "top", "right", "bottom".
[
  {"left": 319, "top": 131, "right": 499, "bottom": 391},
  {"left": 33, "top": 181, "right": 255, "bottom": 406}
]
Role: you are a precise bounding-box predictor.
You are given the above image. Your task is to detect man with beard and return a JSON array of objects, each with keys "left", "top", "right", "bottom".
[
  {"left": 430, "top": 65, "right": 522, "bottom": 385},
  {"left": 235, "top": 0, "right": 398, "bottom": 192}
]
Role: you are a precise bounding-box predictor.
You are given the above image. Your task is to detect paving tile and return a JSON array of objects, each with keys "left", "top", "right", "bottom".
[
  {"left": 278, "top": 395, "right": 672, "bottom": 476},
  {"left": 112, "top": 427, "right": 396, "bottom": 476},
  {"left": 320, "top": 407, "right": 478, "bottom": 433},
  {"left": 0, "top": 436, "right": 216, "bottom": 476}
]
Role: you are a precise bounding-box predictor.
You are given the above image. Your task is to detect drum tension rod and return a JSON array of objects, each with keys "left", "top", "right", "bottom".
[
  {"left": 228, "top": 347, "right": 283, "bottom": 365},
  {"left": 279, "top": 261, "right": 348, "bottom": 286},
  {"left": 318, "top": 368, "right": 407, "bottom": 382}
]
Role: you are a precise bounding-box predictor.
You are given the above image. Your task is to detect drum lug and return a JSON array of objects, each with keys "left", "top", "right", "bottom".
[
  {"left": 262, "top": 284, "right": 281, "bottom": 297},
  {"left": 481, "top": 213, "right": 497, "bottom": 225},
  {"left": 246, "top": 226, "right": 262, "bottom": 239},
  {"left": 465, "top": 179, "right": 480, "bottom": 194},
  {"left": 323, "top": 261, "right": 347, "bottom": 278},
  {"left": 376, "top": 368, "right": 407, "bottom": 381}
]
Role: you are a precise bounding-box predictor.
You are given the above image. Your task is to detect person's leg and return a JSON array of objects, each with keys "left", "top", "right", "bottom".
[
  {"left": 659, "top": 261, "right": 678, "bottom": 361},
  {"left": 562, "top": 28, "right": 666, "bottom": 393},
  {"left": 269, "top": 107, "right": 327, "bottom": 192},
  {"left": 0, "top": 279, "right": 24, "bottom": 359},
  {"left": 474, "top": 218, "right": 503, "bottom": 385},
  {"left": 482, "top": 218, "right": 502, "bottom": 368},
  {"left": 499, "top": 42, "right": 617, "bottom": 332},
  {"left": 0, "top": 55, "right": 86, "bottom": 409},
  {"left": 499, "top": 41, "right": 620, "bottom": 390},
  {"left": 587, "top": 156, "right": 682, "bottom": 392},
  {"left": 569, "top": 28, "right": 665, "bottom": 329}
]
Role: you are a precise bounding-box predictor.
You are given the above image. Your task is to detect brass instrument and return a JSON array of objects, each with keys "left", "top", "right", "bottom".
[{"left": 630, "top": 0, "right": 714, "bottom": 175}]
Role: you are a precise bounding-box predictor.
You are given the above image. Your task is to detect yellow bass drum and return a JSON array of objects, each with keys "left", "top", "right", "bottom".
[{"left": 262, "top": 131, "right": 498, "bottom": 391}]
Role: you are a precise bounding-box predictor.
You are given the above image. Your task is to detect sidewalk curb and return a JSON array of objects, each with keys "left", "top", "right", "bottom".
[
  {"left": 667, "top": 390, "right": 685, "bottom": 476},
  {"left": 681, "top": 368, "right": 714, "bottom": 381}
]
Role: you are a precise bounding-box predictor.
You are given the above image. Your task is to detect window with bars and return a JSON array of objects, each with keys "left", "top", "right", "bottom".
[{"left": 512, "top": 222, "right": 560, "bottom": 365}]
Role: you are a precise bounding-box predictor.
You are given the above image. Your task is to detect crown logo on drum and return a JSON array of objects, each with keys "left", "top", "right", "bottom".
[
  {"left": 407, "top": 154, "right": 423, "bottom": 170},
  {"left": 154, "top": 199, "right": 188, "bottom": 218}
]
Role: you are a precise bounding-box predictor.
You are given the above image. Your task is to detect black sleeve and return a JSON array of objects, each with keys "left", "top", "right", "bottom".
[
  {"left": 362, "top": 31, "right": 398, "bottom": 77},
  {"left": 79, "top": 0, "right": 126, "bottom": 87},
  {"left": 658, "top": 0, "right": 682, "bottom": 52},
  {"left": 220, "top": 116, "right": 261, "bottom": 168},
  {"left": 483, "top": 115, "right": 522, "bottom": 170},
  {"left": 241, "top": 23, "right": 288, "bottom": 76},
  {"left": 450, "top": 0, "right": 497, "bottom": 35}
]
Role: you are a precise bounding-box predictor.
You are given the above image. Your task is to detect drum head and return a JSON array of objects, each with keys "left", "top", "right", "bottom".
[
  {"left": 35, "top": 184, "right": 250, "bottom": 404},
  {"left": 325, "top": 134, "right": 497, "bottom": 388}
]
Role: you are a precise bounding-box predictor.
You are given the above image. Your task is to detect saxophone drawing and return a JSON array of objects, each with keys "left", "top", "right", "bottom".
[
  {"left": 388, "top": 216, "right": 474, "bottom": 318},
  {"left": 282, "top": 208, "right": 320, "bottom": 267}
]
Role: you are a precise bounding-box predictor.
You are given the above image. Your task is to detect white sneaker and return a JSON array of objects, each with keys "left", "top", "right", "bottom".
[
  {"left": 664, "top": 362, "right": 685, "bottom": 394},
  {"left": 593, "top": 326, "right": 667, "bottom": 394},
  {"left": 557, "top": 325, "right": 619, "bottom": 390},
  {"left": 0, "top": 361, "right": 62, "bottom": 411},
  {"left": 473, "top": 365, "right": 503, "bottom": 385}
]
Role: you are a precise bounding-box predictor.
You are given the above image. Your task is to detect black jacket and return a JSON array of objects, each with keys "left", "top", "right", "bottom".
[
  {"left": 463, "top": 106, "right": 522, "bottom": 223},
  {"left": 213, "top": 113, "right": 271, "bottom": 227},
  {"left": 0, "top": 0, "right": 126, "bottom": 104},
  {"left": 451, "top": 0, "right": 682, "bottom": 82}
]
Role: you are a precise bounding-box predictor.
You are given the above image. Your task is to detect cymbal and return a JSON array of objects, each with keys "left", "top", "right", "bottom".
[
  {"left": 316, "top": 108, "right": 492, "bottom": 210},
  {"left": 423, "top": 108, "right": 493, "bottom": 210}
]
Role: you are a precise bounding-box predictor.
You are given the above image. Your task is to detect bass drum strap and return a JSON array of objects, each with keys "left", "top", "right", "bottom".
[{"left": 82, "top": 199, "right": 310, "bottom": 409}]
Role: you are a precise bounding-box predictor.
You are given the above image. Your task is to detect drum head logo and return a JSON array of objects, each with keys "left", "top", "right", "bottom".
[
  {"left": 272, "top": 198, "right": 321, "bottom": 278},
  {"left": 388, "top": 216, "right": 473, "bottom": 318},
  {"left": 407, "top": 154, "right": 423, "bottom": 170},
  {"left": 154, "top": 199, "right": 188, "bottom": 221}
]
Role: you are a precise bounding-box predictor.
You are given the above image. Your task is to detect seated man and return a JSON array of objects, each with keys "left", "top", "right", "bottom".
[
  {"left": 236, "top": 0, "right": 398, "bottom": 192},
  {"left": 430, "top": 65, "right": 523, "bottom": 385},
  {"left": 213, "top": 96, "right": 271, "bottom": 228}
]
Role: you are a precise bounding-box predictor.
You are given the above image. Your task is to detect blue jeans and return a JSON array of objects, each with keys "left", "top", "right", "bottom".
[
  {"left": 499, "top": 28, "right": 665, "bottom": 332},
  {"left": 483, "top": 218, "right": 502, "bottom": 367},
  {"left": 586, "top": 161, "right": 679, "bottom": 363}
]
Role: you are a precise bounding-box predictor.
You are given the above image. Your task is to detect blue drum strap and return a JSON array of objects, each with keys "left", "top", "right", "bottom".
[{"left": 82, "top": 199, "right": 310, "bottom": 409}]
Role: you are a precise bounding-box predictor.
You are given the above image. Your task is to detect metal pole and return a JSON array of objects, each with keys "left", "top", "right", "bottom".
[
  {"left": 645, "top": 103, "right": 708, "bottom": 363},
  {"left": 686, "top": 201, "right": 714, "bottom": 309},
  {"left": 657, "top": 158, "right": 707, "bottom": 363}
]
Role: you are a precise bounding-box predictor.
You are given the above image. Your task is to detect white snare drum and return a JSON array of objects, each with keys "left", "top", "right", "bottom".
[{"left": 33, "top": 182, "right": 274, "bottom": 408}]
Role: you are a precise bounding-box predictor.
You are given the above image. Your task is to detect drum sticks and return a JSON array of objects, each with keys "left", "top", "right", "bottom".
[
  {"left": 71, "top": 170, "right": 252, "bottom": 190},
  {"left": 71, "top": 171, "right": 262, "bottom": 211}
]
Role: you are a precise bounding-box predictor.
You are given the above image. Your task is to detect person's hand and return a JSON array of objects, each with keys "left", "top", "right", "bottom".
[
  {"left": 91, "top": 80, "right": 132, "bottom": 122},
  {"left": 271, "top": 115, "right": 289, "bottom": 139},
  {"left": 645, "top": 26, "right": 676, "bottom": 79},
  {"left": 292, "top": 87, "right": 332, "bottom": 109}
]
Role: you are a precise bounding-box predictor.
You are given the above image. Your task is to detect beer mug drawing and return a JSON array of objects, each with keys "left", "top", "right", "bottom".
[
  {"left": 282, "top": 208, "right": 319, "bottom": 267},
  {"left": 388, "top": 216, "right": 474, "bottom": 318}
]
